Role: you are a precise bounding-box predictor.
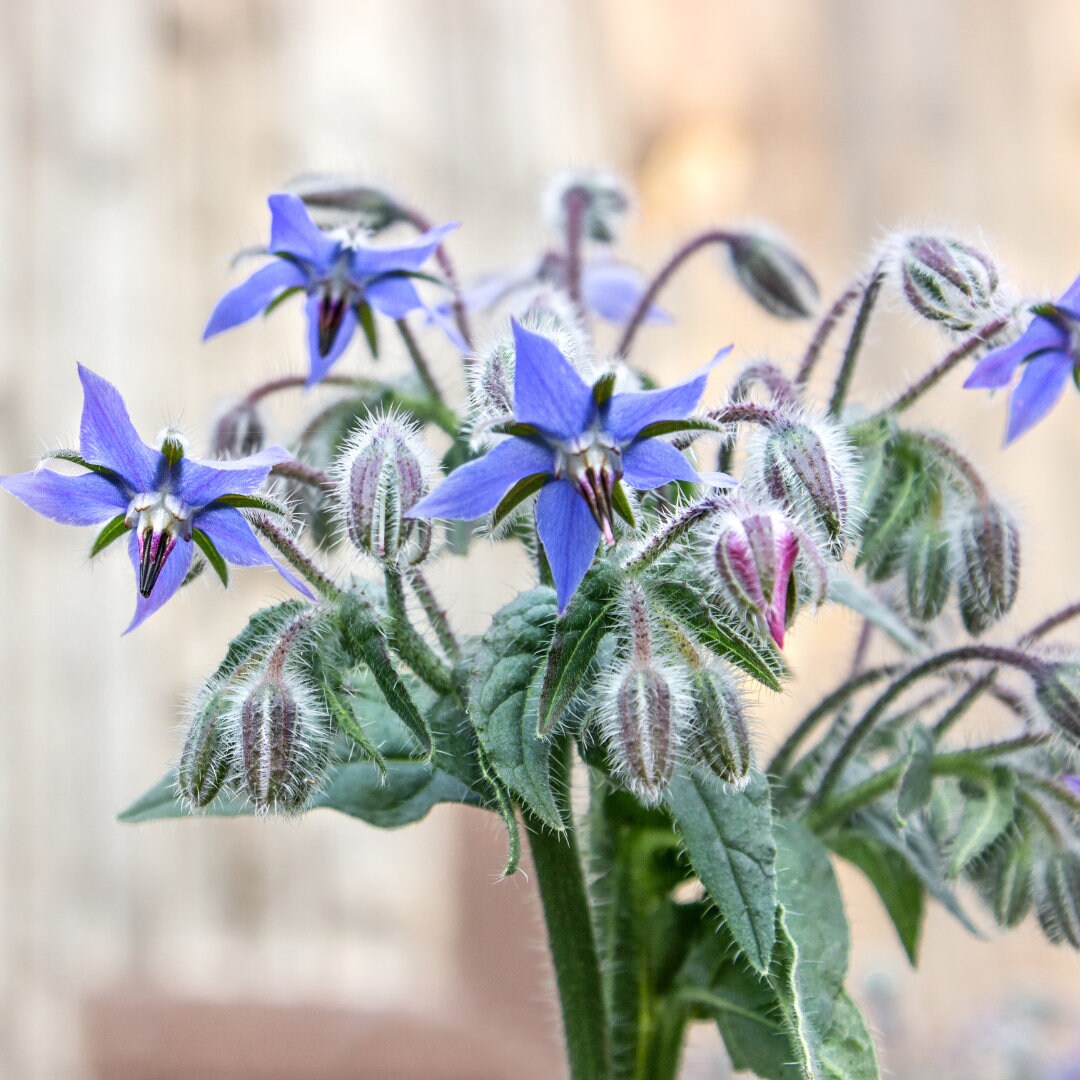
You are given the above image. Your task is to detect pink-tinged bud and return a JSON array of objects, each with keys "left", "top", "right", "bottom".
[
  {"left": 1034, "top": 851, "right": 1080, "bottom": 949},
  {"left": 211, "top": 400, "right": 266, "bottom": 459},
  {"left": 335, "top": 412, "right": 434, "bottom": 565},
  {"left": 235, "top": 668, "right": 329, "bottom": 814},
  {"left": 542, "top": 169, "right": 632, "bottom": 244},
  {"left": 714, "top": 510, "right": 800, "bottom": 648},
  {"left": 897, "top": 233, "right": 1000, "bottom": 332},
  {"left": 178, "top": 684, "right": 233, "bottom": 810},
  {"left": 954, "top": 500, "right": 1020, "bottom": 635},
  {"left": 726, "top": 230, "right": 818, "bottom": 320}
]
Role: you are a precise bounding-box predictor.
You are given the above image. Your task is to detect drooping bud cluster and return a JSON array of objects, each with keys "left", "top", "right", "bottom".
[
  {"left": 954, "top": 499, "right": 1021, "bottom": 636},
  {"left": 725, "top": 229, "right": 819, "bottom": 320},
  {"left": 334, "top": 411, "right": 433, "bottom": 565},
  {"left": 894, "top": 233, "right": 1001, "bottom": 332},
  {"left": 902, "top": 522, "right": 952, "bottom": 623},
  {"left": 542, "top": 169, "right": 632, "bottom": 244},
  {"left": 1034, "top": 851, "right": 1080, "bottom": 948},
  {"left": 1034, "top": 662, "right": 1080, "bottom": 743},
  {"left": 211, "top": 399, "right": 266, "bottom": 459}
]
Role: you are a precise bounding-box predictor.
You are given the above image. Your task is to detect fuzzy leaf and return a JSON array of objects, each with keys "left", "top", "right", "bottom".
[
  {"left": 90, "top": 514, "right": 129, "bottom": 558},
  {"left": 948, "top": 766, "right": 1017, "bottom": 877},
  {"left": 817, "top": 992, "right": 881, "bottom": 1079},
  {"left": 192, "top": 529, "right": 229, "bottom": 589},
  {"left": 665, "top": 768, "right": 777, "bottom": 973},
  {"left": 537, "top": 562, "right": 622, "bottom": 736},
  {"left": 897, "top": 724, "right": 935, "bottom": 819},
  {"left": 470, "top": 587, "right": 564, "bottom": 830}
]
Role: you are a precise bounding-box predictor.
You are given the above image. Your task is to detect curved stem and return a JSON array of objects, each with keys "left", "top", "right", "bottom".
[
  {"left": 729, "top": 361, "right": 801, "bottom": 410},
  {"left": 250, "top": 514, "right": 340, "bottom": 601},
  {"left": 383, "top": 567, "right": 454, "bottom": 694},
  {"left": 395, "top": 318, "right": 445, "bottom": 406},
  {"left": 243, "top": 373, "right": 371, "bottom": 407},
  {"left": 814, "top": 646, "right": 1047, "bottom": 804},
  {"left": 407, "top": 567, "right": 460, "bottom": 660},
  {"left": 270, "top": 459, "right": 335, "bottom": 497},
  {"left": 827, "top": 263, "right": 886, "bottom": 417},
  {"left": 794, "top": 279, "right": 864, "bottom": 388},
  {"left": 623, "top": 496, "right": 728, "bottom": 575},
  {"left": 870, "top": 315, "right": 1010, "bottom": 417},
  {"left": 908, "top": 431, "right": 989, "bottom": 502},
  {"left": 616, "top": 229, "right": 738, "bottom": 359}
]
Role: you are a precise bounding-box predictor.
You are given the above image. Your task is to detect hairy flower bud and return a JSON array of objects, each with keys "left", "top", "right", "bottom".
[
  {"left": 542, "top": 169, "right": 632, "bottom": 244},
  {"left": 725, "top": 230, "right": 818, "bottom": 320},
  {"left": 954, "top": 500, "right": 1020, "bottom": 635},
  {"left": 897, "top": 233, "right": 1000, "bottom": 332},
  {"left": 607, "top": 662, "right": 677, "bottom": 806},
  {"left": 287, "top": 174, "right": 403, "bottom": 234},
  {"left": 235, "top": 668, "right": 329, "bottom": 814},
  {"left": 178, "top": 683, "right": 234, "bottom": 809},
  {"left": 972, "top": 834, "right": 1033, "bottom": 929},
  {"left": 211, "top": 400, "right": 266, "bottom": 459},
  {"left": 335, "top": 412, "right": 433, "bottom": 565},
  {"left": 713, "top": 508, "right": 800, "bottom": 648},
  {"left": 754, "top": 419, "right": 853, "bottom": 556},
  {"left": 1034, "top": 662, "right": 1080, "bottom": 743},
  {"left": 1034, "top": 851, "right": 1080, "bottom": 948},
  {"left": 688, "top": 663, "right": 752, "bottom": 788},
  {"left": 904, "top": 522, "right": 952, "bottom": 622}
]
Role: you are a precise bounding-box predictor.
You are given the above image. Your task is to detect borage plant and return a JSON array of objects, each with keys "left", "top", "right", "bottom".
[{"left": 6, "top": 170, "right": 1080, "bottom": 1080}]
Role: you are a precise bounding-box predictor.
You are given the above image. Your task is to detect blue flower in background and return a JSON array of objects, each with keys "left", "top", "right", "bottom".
[
  {"left": 204, "top": 193, "right": 459, "bottom": 386},
  {"left": 407, "top": 321, "right": 729, "bottom": 610},
  {"left": 0, "top": 366, "right": 310, "bottom": 631},
  {"left": 964, "top": 274, "right": 1080, "bottom": 442}
]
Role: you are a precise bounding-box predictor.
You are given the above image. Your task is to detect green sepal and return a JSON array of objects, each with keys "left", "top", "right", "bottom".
[
  {"left": 357, "top": 300, "right": 379, "bottom": 357},
  {"left": 634, "top": 416, "right": 726, "bottom": 440},
  {"left": 213, "top": 493, "right": 290, "bottom": 515},
  {"left": 90, "top": 514, "right": 129, "bottom": 558},
  {"left": 592, "top": 370, "right": 617, "bottom": 406},
  {"left": 323, "top": 684, "right": 389, "bottom": 781},
  {"left": 492, "top": 472, "right": 551, "bottom": 528},
  {"left": 948, "top": 766, "right": 1017, "bottom": 877},
  {"left": 263, "top": 285, "right": 303, "bottom": 317},
  {"left": 192, "top": 529, "right": 229, "bottom": 589},
  {"left": 159, "top": 432, "right": 185, "bottom": 466},
  {"left": 537, "top": 562, "right": 622, "bottom": 736},
  {"left": 486, "top": 421, "right": 542, "bottom": 439},
  {"left": 42, "top": 448, "right": 121, "bottom": 479},
  {"left": 611, "top": 479, "right": 636, "bottom": 528},
  {"left": 897, "top": 723, "right": 935, "bottom": 819}
]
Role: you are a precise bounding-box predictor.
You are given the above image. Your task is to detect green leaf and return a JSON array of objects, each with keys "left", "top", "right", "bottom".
[
  {"left": 323, "top": 684, "right": 388, "bottom": 780},
  {"left": 537, "top": 562, "right": 621, "bottom": 736},
  {"left": 830, "top": 832, "right": 924, "bottom": 964},
  {"left": 492, "top": 472, "right": 550, "bottom": 528},
  {"left": 42, "top": 447, "right": 121, "bottom": 478},
  {"left": 652, "top": 577, "right": 786, "bottom": 691},
  {"left": 337, "top": 592, "right": 432, "bottom": 758},
  {"left": 213, "top": 600, "right": 309, "bottom": 683},
  {"left": 827, "top": 573, "right": 923, "bottom": 654},
  {"left": 470, "top": 587, "right": 564, "bottom": 830},
  {"left": 897, "top": 723, "right": 935, "bottom": 818},
  {"left": 948, "top": 766, "right": 1017, "bottom": 877},
  {"left": 192, "top": 529, "right": 229, "bottom": 589},
  {"left": 634, "top": 416, "right": 726, "bottom": 440},
  {"left": 665, "top": 768, "right": 777, "bottom": 973},
  {"left": 262, "top": 284, "right": 303, "bottom": 316},
  {"left": 817, "top": 991, "right": 881, "bottom": 1079},
  {"left": 357, "top": 300, "right": 379, "bottom": 357},
  {"left": 90, "top": 514, "right": 128, "bottom": 557}
]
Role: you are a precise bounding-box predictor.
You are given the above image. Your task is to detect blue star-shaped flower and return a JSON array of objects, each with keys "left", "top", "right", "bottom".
[
  {"left": 964, "top": 274, "right": 1080, "bottom": 442},
  {"left": 0, "top": 366, "right": 311, "bottom": 631},
  {"left": 204, "top": 193, "right": 460, "bottom": 386},
  {"left": 407, "top": 322, "right": 729, "bottom": 610}
]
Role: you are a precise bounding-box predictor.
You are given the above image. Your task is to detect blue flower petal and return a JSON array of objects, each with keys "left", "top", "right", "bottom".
[
  {"left": 511, "top": 321, "right": 594, "bottom": 440},
  {"left": 364, "top": 275, "right": 425, "bottom": 320},
  {"left": 621, "top": 440, "right": 700, "bottom": 489},
  {"left": 349, "top": 222, "right": 458, "bottom": 278},
  {"left": 196, "top": 505, "right": 314, "bottom": 598},
  {"left": 77, "top": 365, "right": 160, "bottom": 492},
  {"left": 408, "top": 438, "right": 553, "bottom": 521},
  {"left": 1059, "top": 272, "right": 1080, "bottom": 311},
  {"left": 1005, "top": 350, "right": 1074, "bottom": 443},
  {"left": 0, "top": 468, "right": 127, "bottom": 524},
  {"left": 964, "top": 320, "right": 1065, "bottom": 389},
  {"left": 174, "top": 448, "right": 286, "bottom": 507},
  {"left": 203, "top": 259, "right": 308, "bottom": 339},
  {"left": 267, "top": 193, "right": 338, "bottom": 266},
  {"left": 305, "top": 294, "right": 359, "bottom": 387},
  {"left": 605, "top": 346, "right": 730, "bottom": 443},
  {"left": 582, "top": 262, "right": 672, "bottom": 326},
  {"left": 124, "top": 530, "right": 194, "bottom": 633},
  {"left": 536, "top": 479, "right": 601, "bottom": 612}
]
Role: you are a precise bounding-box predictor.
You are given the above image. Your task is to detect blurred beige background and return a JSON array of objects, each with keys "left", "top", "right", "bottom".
[{"left": 1, "top": 1, "right": 1079, "bottom": 1077}]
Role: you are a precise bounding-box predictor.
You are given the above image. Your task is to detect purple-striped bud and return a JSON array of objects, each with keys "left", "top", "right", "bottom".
[
  {"left": 608, "top": 662, "right": 677, "bottom": 806},
  {"left": 211, "top": 400, "right": 266, "bottom": 459},
  {"left": 756, "top": 420, "right": 853, "bottom": 556},
  {"left": 713, "top": 509, "right": 800, "bottom": 648},
  {"left": 335, "top": 412, "right": 433, "bottom": 565},
  {"left": 1034, "top": 662, "right": 1080, "bottom": 743},
  {"left": 542, "top": 169, "right": 632, "bottom": 244},
  {"left": 178, "top": 683, "right": 234, "bottom": 809},
  {"left": 898, "top": 234, "right": 1000, "bottom": 332},
  {"left": 235, "top": 669, "right": 328, "bottom": 814},
  {"left": 688, "top": 663, "right": 752, "bottom": 789},
  {"left": 726, "top": 230, "right": 819, "bottom": 320},
  {"left": 1034, "top": 851, "right": 1080, "bottom": 949},
  {"left": 954, "top": 500, "right": 1020, "bottom": 635}
]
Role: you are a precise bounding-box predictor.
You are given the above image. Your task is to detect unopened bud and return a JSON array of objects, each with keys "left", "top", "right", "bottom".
[
  {"left": 287, "top": 174, "right": 403, "bottom": 234},
  {"left": 755, "top": 420, "right": 853, "bottom": 556},
  {"left": 972, "top": 835, "right": 1033, "bottom": 929},
  {"left": 1034, "top": 662, "right": 1080, "bottom": 743},
  {"left": 897, "top": 234, "right": 1000, "bottom": 332},
  {"left": 542, "top": 169, "right": 632, "bottom": 244},
  {"left": 904, "top": 522, "right": 952, "bottom": 622},
  {"left": 178, "top": 684, "right": 234, "bottom": 809},
  {"left": 713, "top": 508, "right": 799, "bottom": 648},
  {"left": 954, "top": 500, "right": 1020, "bottom": 635},
  {"left": 336, "top": 412, "right": 433, "bottom": 565},
  {"left": 1034, "top": 851, "right": 1080, "bottom": 949},
  {"left": 236, "top": 669, "right": 328, "bottom": 813},
  {"left": 608, "top": 662, "right": 677, "bottom": 806},
  {"left": 688, "top": 663, "right": 752, "bottom": 788},
  {"left": 726, "top": 231, "right": 818, "bottom": 320},
  {"left": 211, "top": 400, "right": 266, "bottom": 459}
]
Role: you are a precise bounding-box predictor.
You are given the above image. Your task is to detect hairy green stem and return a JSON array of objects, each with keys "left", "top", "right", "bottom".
[
  {"left": 269, "top": 459, "right": 335, "bottom": 497},
  {"left": 827, "top": 263, "right": 886, "bottom": 417},
  {"left": 623, "top": 496, "right": 727, "bottom": 575},
  {"left": 383, "top": 567, "right": 455, "bottom": 694},
  {"left": 243, "top": 373, "right": 375, "bottom": 406},
  {"left": 795, "top": 278, "right": 864, "bottom": 388},
  {"left": 250, "top": 514, "right": 340, "bottom": 600},
  {"left": 407, "top": 567, "right": 460, "bottom": 660}
]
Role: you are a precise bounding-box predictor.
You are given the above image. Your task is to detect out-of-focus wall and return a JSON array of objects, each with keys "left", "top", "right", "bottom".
[{"left": 1, "top": 2, "right": 1078, "bottom": 1077}]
